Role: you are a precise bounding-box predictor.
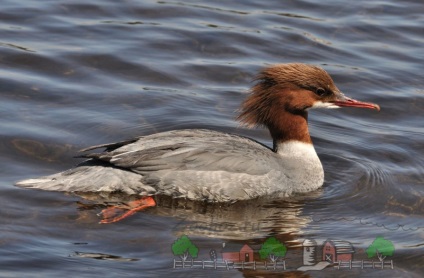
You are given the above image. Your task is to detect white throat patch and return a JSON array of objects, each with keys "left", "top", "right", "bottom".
[{"left": 308, "top": 101, "right": 340, "bottom": 110}]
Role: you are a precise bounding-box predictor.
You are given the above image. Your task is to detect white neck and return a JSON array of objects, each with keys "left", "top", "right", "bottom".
[
  {"left": 274, "top": 140, "right": 324, "bottom": 192},
  {"left": 275, "top": 140, "right": 318, "bottom": 159}
]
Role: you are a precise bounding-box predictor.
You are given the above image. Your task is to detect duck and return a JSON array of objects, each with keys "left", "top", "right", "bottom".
[{"left": 16, "top": 63, "right": 379, "bottom": 223}]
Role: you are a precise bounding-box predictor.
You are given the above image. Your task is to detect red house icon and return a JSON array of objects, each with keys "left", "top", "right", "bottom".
[{"left": 221, "top": 243, "right": 254, "bottom": 262}]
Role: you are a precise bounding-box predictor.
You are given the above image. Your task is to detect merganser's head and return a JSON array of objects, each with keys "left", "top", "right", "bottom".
[{"left": 237, "top": 63, "right": 380, "bottom": 128}]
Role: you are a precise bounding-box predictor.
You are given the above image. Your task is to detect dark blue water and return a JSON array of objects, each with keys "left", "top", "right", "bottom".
[{"left": 1, "top": 0, "right": 423, "bottom": 277}]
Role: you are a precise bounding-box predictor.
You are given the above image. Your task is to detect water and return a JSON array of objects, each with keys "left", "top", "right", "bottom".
[{"left": 1, "top": 0, "right": 423, "bottom": 277}]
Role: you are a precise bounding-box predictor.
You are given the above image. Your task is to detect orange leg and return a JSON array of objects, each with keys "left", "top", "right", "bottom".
[{"left": 98, "top": 196, "right": 156, "bottom": 224}]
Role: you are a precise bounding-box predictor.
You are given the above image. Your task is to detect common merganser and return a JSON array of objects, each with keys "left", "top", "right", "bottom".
[{"left": 16, "top": 63, "right": 379, "bottom": 222}]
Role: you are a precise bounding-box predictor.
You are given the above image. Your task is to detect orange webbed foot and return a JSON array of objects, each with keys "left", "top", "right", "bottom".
[{"left": 98, "top": 196, "right": 156, "bottom": 224}]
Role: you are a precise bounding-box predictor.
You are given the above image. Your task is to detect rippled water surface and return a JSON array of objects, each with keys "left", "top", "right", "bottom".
[{"left": 1, "top": 0, "right": 423, "bottom": 277}]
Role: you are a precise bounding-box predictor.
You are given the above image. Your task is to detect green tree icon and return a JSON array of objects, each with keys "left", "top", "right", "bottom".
[
  {"left": 366, "top": 236, "right": 395, "bottom": 262},
  {"left": 171, "top": 235, "right": 199, "bottom": 263},
  {"left": 259, "top": 237, "right": 287, "bottom": 262}
]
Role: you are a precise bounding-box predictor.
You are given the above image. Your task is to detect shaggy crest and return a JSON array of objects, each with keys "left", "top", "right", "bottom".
[{"left": 237, "top": 63, "right": 337, "bottom": 128}]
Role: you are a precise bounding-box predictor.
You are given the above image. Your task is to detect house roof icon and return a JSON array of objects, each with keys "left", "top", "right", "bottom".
[{"left": 323, "top": 240, "right": 355, "bottom": 254}]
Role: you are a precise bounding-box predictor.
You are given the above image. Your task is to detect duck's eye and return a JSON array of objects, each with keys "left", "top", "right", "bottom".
[{"left": 315, "top": 87, "right": 326, "bottom": 96}]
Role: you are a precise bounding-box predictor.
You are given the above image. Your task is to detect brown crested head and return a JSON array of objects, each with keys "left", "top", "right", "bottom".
[{"left": 237, "top": 63, "right": 379, "bottom": 128}]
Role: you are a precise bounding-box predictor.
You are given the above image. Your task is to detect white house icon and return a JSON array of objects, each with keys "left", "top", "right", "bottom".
[
  {"left": 303, "top": 239, "right": 317, "bottom": 266},
  {"left": 298, "top": 239, "right": 330, "bottom": 271}
]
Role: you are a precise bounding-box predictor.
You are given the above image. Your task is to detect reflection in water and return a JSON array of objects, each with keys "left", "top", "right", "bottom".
[{"left": 74, "top": 192, "right": 322, "bottom": 240}]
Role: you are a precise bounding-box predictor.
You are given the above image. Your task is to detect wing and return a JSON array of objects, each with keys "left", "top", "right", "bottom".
[{"left": 81, "top": 129, "right": 282, "bottom": 175}]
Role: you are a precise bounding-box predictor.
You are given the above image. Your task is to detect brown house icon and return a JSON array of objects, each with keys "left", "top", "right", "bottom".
[
  {"left": 221, "top": 243, "right": 254, "bottom": 262},
  {"left": 322, "top": 240, "right": 355, "bottom": 263}
]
